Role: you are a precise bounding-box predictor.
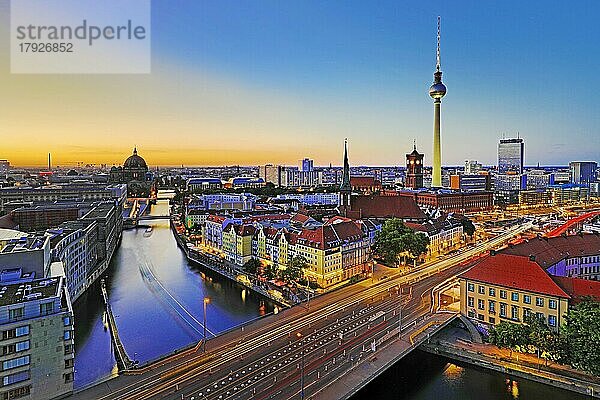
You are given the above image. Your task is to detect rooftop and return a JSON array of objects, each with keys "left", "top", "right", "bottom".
[
  {"left": 0, "top": 276, "right": 61, "bottom": 307},
  {"left": 501, "top": 233, "right": 600, "bottom": 269},
  {"left": 0, "top": 229, "right": 47, "bottom": 254},
  {"left": 551, "top": 276, "right": 600, "bottom": 304},
  {"left": 459, "top": 253, "right": 570, "bottom": 298}
]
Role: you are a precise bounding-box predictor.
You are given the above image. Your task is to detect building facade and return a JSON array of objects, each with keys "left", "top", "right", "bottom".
[
  {"left": 498, "top": 138, "right": 524, "bottom": 174},
  {"left": 459, "top": 253, "right": 570, "bottom": 333},
  {"left": 0, "top": 273, "right": 74, "bottom": 400}
]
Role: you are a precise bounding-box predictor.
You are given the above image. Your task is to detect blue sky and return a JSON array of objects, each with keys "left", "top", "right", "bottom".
[{"left": 1, "top": 1, "right": 598, "bottom": 166}]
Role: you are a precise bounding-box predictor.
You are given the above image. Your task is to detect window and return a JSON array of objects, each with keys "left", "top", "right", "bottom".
[
  {"left": 536, "top": 297, "right": 544, "bottom": 307},
  {"left": 467, "top": 310, "right": 475, "bottom": 318},
  {"left": 489, "top": 317, "right": 496, "bottom": 324},
  {"left": 63, "top": 316, "right": 71, "bottom": 326},
  {"left": 15, "top": 341, "right": 29, "bottom": 353},
  {"left": 523, "top": 295, "right": 531, "bottom": 304},
  {"left": 500, "top": 290, "right": 507, "bottom": 299},
  {"left": 549, "top": 299, "right": 557, "bottom": 310},
  {"left": 467, "top": 283, "right": 474, "bottom": 292},
  {"left": 536, "top": 312, "right": 544, "bottom": 321},
  {"left": 1, "top": 385, "right": 31, "bottom": 399},
  {"left": 523, "top": 308, "right": 531, "bottom": 319},
  {"left": 8, "top": 308, "right": 24, "bottom": 322},
  {"left": 478, "top": 285, "right": 485, "bottom": 294},
  {"left": 511, "top": 292, "right": 519, "bottom": 302},
  {"left": 511, "top": 305, "right": 519, "bottom": 321},
  {"left": 2, "top": 371, "right": 29, "bottom": 387},
  {"left": 478, "top": 299, "right": 485, "bottom": 310},
  {"left": 500, "top": 303, "right": 507, "bottom": 317},
  {"left": 2, "top": 355, "right": 30, "bottom": 371},
  {"left": 63, "top": 331, "right": 71, "bottom": 341},
  {"left": 468, "top": 297, "right": 474, "bottom": 308},
  {"left": 489, "top": 288, "right": 496, "bottom": 297},
  {"left": 548, "top": 315, "right": 557, "bottom": 327},
  {"left": 488, "top": 300, "right": 496, "bottom": 313},
  {"left": 40, "top": 302, "right": 54, "bottom": 316}
]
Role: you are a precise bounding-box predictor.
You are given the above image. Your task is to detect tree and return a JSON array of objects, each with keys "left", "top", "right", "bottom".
[
  {"left": 460, "top": 218, "right": 476, "bottom": 237},
  {"left": 488, "top": 321, "right": 530, "bottom": 358},
  {"left": 263, "top": 264, "right": 278, "bottom": 280},
  {"left": 243, "top": 258, "right": 261, "bottom": 275},
  {"left": 282, "top": 256, "right": 307, "bottom": 283},
  {"left": 525, "top": 314, "right": 564, "bottom": 366},
  {"left": 561, "top": 298, "right": 600, "bottom": 375},
  {"left": 372, "top": 218, "right": 430, "bottom": 266}
]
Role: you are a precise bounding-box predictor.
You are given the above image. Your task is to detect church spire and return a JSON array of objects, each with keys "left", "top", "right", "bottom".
[{"left": 340, "top": 138, "right": 351, "bottom": 192}]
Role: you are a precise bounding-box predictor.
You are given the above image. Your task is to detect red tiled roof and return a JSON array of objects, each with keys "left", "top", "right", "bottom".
[
  {"left": 502, "top": 234, "right": 600, "bottom": 269},
  {"left": 350, "top": 195, "right": 426, "bottom": 220},
  {"left": 459, "top": 254, "right": 570, "bottom": 298},
  {"left": 242, "top": 214, "right": 290, "bottom": 223},
  {"left": 350, "top": 176, "right": 381, "bottom": 187},
  {"left": 324, "top": 216, "right": 353, "bottom": 225},
  {"left": 227, "top": 224, "right": 256, "bottom": 236},
  {"left": 206, "top": 215, "right": 227, "bottom": 223},
  {"left": 291, "top": 213, "right": 311, "bottom": 223},
  {"left": 296, "top": 221, "right": 364, "bottom": 250},
  {"left": 551, "top": 276, "right": 600, "bottom": 303}
]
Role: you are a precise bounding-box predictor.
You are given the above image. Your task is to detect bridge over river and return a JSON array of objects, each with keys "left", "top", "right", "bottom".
[{"left": 73, "top": 222, "right": 532, "bottom": 400}]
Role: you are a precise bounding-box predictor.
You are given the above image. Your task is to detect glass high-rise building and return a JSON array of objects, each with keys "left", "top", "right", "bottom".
[
  {"left": 498, "top": 138, "right": 524, "bottom": 174},
  {"left": 569, "top": 161, "right": 597, "bottom": 184}
]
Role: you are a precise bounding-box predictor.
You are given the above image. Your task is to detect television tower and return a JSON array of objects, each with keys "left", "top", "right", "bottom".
[{"left": 429, "top": 16, "right": 447, "bottom": 187}]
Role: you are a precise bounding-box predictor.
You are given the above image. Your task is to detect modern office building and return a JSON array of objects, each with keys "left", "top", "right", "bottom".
[
  {"left": 259, "top": 164, "right": 322, "bottom": 188},
  {"left": 0, "top": 271, "right": 75, "bottom": 400},
  {"left": 300, "top": 158, "right": 314, "bottom": 172},
  {"left": 464, "top": 160, "right": 482, "bottom": 175},
  {"left": 569, "top": 161, "right": 597, "bottom": 184},
  {"left": 498, "top": 138, "right": 524, "bottom": 174},
  {"left": 47, "top": 220, "right": 99, "bottom": 303},
  {"left": 495, "top": 173, "right": 527, "bottom": 191},
  {"left": 526, "top": 170, "right": 555, "bottom": 190},
  {"left": 450, "top": 173, "right": 491, "bottom": 192},
  {"left": 0, "top": 229, "right": 51, "bottom": 278}
]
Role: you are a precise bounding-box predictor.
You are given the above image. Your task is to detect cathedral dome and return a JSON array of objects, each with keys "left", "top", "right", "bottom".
[{"left": 123, "top": 147, "right": 147, "bottom": 169}]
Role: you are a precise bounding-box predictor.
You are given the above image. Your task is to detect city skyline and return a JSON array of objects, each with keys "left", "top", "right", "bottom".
[{"left": 1, "top": 1, "right": 599, "bottom": 167}]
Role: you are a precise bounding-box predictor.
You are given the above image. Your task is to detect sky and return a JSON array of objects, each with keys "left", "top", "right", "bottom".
[{"left": 0, "top": 1, "right": 599, "bottom": 167}]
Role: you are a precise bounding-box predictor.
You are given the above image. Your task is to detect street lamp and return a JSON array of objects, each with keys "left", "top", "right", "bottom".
[
  {"left": 296, "top": 332, "right": 305, "bottom": 400},
  {"left": 203, "top": 297, "right": 210, "bottom": 352}
]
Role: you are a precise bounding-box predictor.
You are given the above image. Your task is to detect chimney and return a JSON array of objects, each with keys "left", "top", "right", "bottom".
[
  {"left": 529, "top": 255, "right": 536, "bottom": 262},
  {"left": 490, "top": 249, "right": 497, "bottom": 256}
]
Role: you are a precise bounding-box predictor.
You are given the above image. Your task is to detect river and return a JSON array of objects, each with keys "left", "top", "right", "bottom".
[
  {"left": 354, "top": 349, "right": 588, "bottom": 400},
  {"left": 73, "top": 199, "right": 275, "bottom": 389}
]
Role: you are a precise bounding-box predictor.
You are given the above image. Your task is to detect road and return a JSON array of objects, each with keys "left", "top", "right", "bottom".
[{"left": 73, "top": 221, "right": 532, "bottom": 400}]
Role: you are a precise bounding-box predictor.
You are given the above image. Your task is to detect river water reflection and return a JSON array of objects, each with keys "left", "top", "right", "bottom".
[{"left": 73, "top": 200, "right": 275, "bottom": 388}]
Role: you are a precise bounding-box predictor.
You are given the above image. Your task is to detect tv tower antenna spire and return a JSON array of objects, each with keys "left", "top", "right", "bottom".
[{"left": 436, "top": 16, "right": 441, "bottom": 72}]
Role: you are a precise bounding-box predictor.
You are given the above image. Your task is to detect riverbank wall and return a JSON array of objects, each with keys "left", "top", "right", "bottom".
[
  {"left": 420, "top": 340, "right": 600, "bottom": 398},
  {"left": 169, "top": 218, "right": 293, "bottom": 308}
]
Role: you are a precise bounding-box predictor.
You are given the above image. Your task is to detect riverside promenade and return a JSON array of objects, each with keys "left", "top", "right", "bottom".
[
  {"left": 170, "top": 218, "right": 295, "bottom": 308},
  {"left": 420, "top": 328, "right": 600, "bottom": 398}
]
